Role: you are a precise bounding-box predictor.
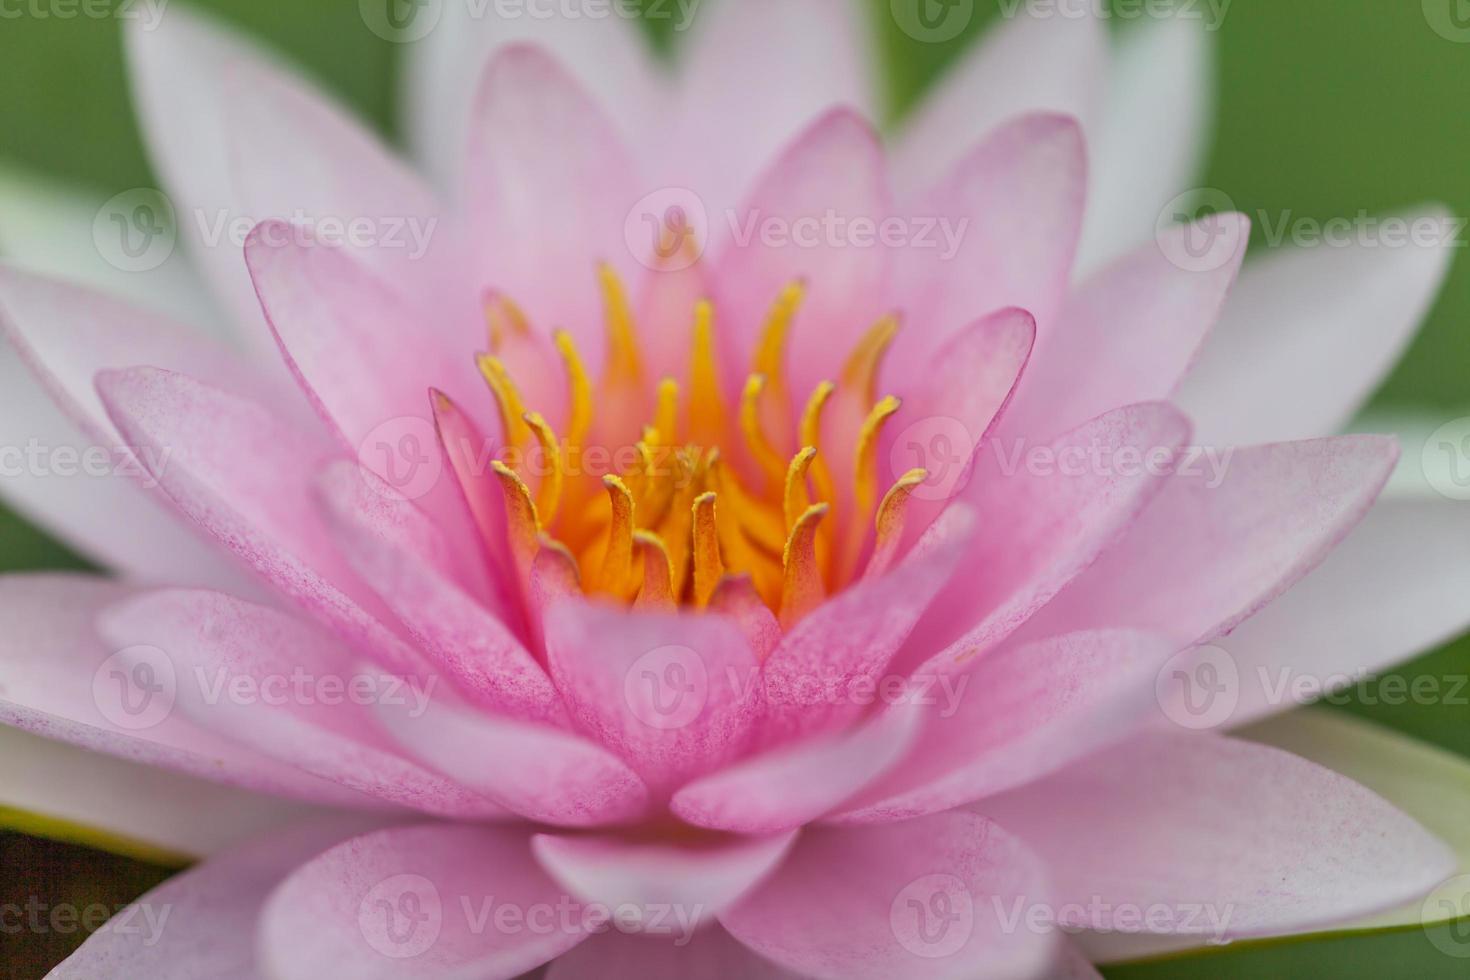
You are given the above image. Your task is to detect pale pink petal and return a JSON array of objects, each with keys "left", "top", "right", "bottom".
[
  {"left": 886, "top": 114, "right": 1087, "bottom": 387},
  {"left": 674, "top": 0, "right": 874, "bottom": 216},
  {"left": 96, "top": 367, "right": 421, "bottom": 669},
  {"left": 532, "top": 830, "right": 796, "bottom": 931},
  {"left": 1222, "top": 497, "right": 1470, "bottom": 727},
  {"left": 0, "top": 574, "right": 363, "bottom": 806},
  {"left": 97, "top": 589, "right": 501, "bottom": 819},
  {"left": 831, "top": 631, "right": 1176, "bottom": 826},
  {"left": 713, "top": 107, "right": 891, "bottom": 401},
  {"left": 1075, "top": 17, "right": 1214, "bottom": 274},
  {"left": 315, "top": 460, "right": 556, "bottom": 721},
  {"left": 998, "top": 214, "right": 1248, "bottom": 443},
  {"left": 1021, "top": 435, "right": 1400, "bottom": 648},
  {"left": 465, "top": 45, "right": 642, "bottom": 368},
  {"left": 51, "top": 817, "right": 381, "bottom": 979},
  {"left": 546, "top": 927, "right": 804, "bottom": 980},
  {"left": 376, "top": 695, "right": 649, "bottom": 828},
  {"left": 671, "top": 699, "right": 922, "bottom": 834},
  {"left": 1177, "top": 207, "right": 1457, "bottom": 447},
  {"left": 978, "top": 733, "right": 1455, "bottom": 939},
  {"left": 721, "top": 811, "right": 1054, "bottom": 980},
  {"left": 901, "top": 402, "right": 1191, "bottom": 676},
  {"left": 543, "top": 602, "right": 762, "bottom": 792},
  {"left": 259, "top": 823, "right": 586, "bottom": 980},
  {"left": 1050, "top": 941, "right": 1106, "bottom": 979},
  {"left": 892, "top": 9, "right": 1106, "bottom": 195}
]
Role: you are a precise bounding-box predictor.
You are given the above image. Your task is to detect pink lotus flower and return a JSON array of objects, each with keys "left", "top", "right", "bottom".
[{"left": 2, "top": 3, "right": 1468, "bottom": 978}]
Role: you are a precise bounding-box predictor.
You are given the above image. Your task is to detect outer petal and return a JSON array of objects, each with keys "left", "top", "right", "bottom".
[
  {"left": 1074, "top": 16, "right": 1213, "bottom": 274},
  {"left": 1020, "top": 436, "right": 1400, "bottom": 648},
  {"left": 546, "top": 927, "right": 804, "bottom": 980},
  {"left": 50, "top": 818, "right": 380, "bottom": 980},
  {"left": 258, "top": 823, "right": 586, "bottom": 980},
  {"left": 97, "top": 588, "right": 502, "bottom": 819},
  {"left": 891, "top": 7, "right": 1106, "bottom": 195},
  {"left": 1176, "top": 208, "right": 1457, "bottom": 447},
  {"left": 0, "top": 574, "right": 363, "bottom": 806},
  {"left": 978, "top": 733, "right": 1455, "bottom": 940},
  {"left": 721, "top": 811, "right": 1054, "bottom": 980},
  {"left": 531, "top": 831, "right": 797, "bottom": 932}
]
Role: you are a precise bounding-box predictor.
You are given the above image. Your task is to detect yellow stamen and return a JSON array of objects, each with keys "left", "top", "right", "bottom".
[
  {"left": 780, "top": 503, "right": 829, "bottom": 628},
  {"left": 799, "top": 381, "right": 839, "bottom": 521},
  {"left": 708, "top": 452, "right": 786, "bottom": 555},
  {"left": 691, "top": 491, "right": 723, "bottom": 608},
  {"left": 866, "top": 469, "right": 928, "bottom": 579},
  {"left": 597, "top": 475, "right": 636, "bottom": 597},
  {"left": 654, "top": 378, "right": 680, "bottom": 447},
  {"left": 553, "top": 329, "right": 593, "bottom": 449},
  {"left": 783, "top": 447, "right": 818, "bottom": 532},
  {"left": 522, "top": 411, "right": 564, "bottom": 527},
  {"left": 477, "top": 354, "right": 531, "bottom": 457},
  {"left": 751, "top": 282, "right": 804, "bottom": 444},
  {"left": 490, "top": 461, "right": 540, "bottom": 579},
  {"left": 599, "top": 263, "right": 641, "bottom": 385},
  {"left": 654, "top": 449, "right": 707, "bottom": 597},
  {"left": 633, "top": 531, "right": 675, "bottom": 611},
  {"left": 687, "top": 300, "right": 724, "bottom": 446},
  {"left": 841, "top": 314, "right": 901, "bottom": 405},
  {"left": 484, "top": 292, "right": 531, "bottom": 350},
  {"left": 854, "top": 395, "right": 902, "bottom": 523},
  {"left": 739, "top": 374, "right": 790, "bottom": 489}
]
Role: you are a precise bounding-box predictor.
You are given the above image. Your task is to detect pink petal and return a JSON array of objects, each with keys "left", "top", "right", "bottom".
[
  {"left": 0, "top": 574, "right": 362, "bottom": 806},
  {"left": 978, "top": 733, "right": 1455, "bottom": 939},
  {"left": 316, "top": 460, "right": 557, "bottom": 721},
  {"left": 542, "top": 601, "right": 762, "bottom": 793},
  {"left": 97, "top": 589, "right": 502, "bottom": 819},
  {"left": 1177, "top": 207, "right": 1457, "bottom": 447},
  {"left": 545, "top": 927, "right": 804, "bottom": 980},
  {"left": 96, "top": 366, "right": 420, "bottom": 669},
  {"left": 830, "top": 630, "right": 1176, "bottom": 826},
  {"left": 375, "top": 695, "right": 649, "bottom": 829},
  {"left": 259, "top": 823, "right": 585, "bottom": 980},
  {"left": 51, "top": 817, "right": 381, "bottom": 979},
  {"left": 886, "top": 114, "right": 1087, "bottom": 387},
  {"left": 713, "top": 107, "right": 891, "bottom": 402},
  {"left": 531, "top": 830, "right": 797, "bottom": 931},
  {"left": 1020, "top": 435, "right": 1400, "bottom": 648},
  {"left": 671, "top": 700, "right": 922, "bottom": 835},
  {"left": 721, "top": 811, "right": 1054, "bottom": 980},
  {"left": 465, "top": 44, "right": 642, "bottom": 368},
  {"left": 901, "top": 402, "right": 1191, "bottom": 676},
  {"left": 892, "top": 9, "right": 1106, "bottom": 195},
  {"left": 998, "top": 214, "right": 1248, "bottom": 443}
]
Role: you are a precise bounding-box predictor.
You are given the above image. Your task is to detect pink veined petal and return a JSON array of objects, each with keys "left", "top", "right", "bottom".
[
  {"left": 465, "top": 44, "right": 643, "bottom": 369},
  {"left": 997, "top": 214, "right": 1249, "bottom": 444},
  {"left": 0, "top": 574, "right": 365, "bottom": 807},
  {"left": 542, "top": 601, "right": 763, "bottom": 794},
  {"left": 1177, "top": 206, "right": 1457, "bottom": 447},
  {"left": 671, "top": 698, "right": 923, "bottom": 835},
  {"left": 545, "top": 927, "right": 805, "bottom": 980},
  {"left": 1075, "top": 16, "right": 1214, "bottom": 274},
  {"left": 50, "top": 817, "right": 383, "bottom": 980},
  {"left": 315, "top": 460, "right": 557, "bottom": 721},
  {"left": 124, "top": 6, "right": 436, "bottom": 348},
  {"left": 259, "top": 823, "right": 587, "bottom": 980},
  {"left": 1018, "top": 435, "right": 1401, "bottom": 649},
  {"left": 672, "top": 0, "right": 875, "bottom": 218},
  {"left": 1219, "top": 496, "right": 1470, "bottom": 728},
  {"left": 885, "top": 114, "right": 1087, "bottom": 388},
  {"left": 720, "top": 811, "right": 1055, "bottom": 980},
  {"left": 829, "top": 630, "right": 1177, "bottom": 826},
  {"left": 531, "top": 830, "right": 797, "bottom": 931},
  {"left": 96, "top": 366, "right": 422, "bottom": 671},
  {"left": 713, "top": 107, "right": 892, "bottom": 404},
  {"left": 375, "top": 695, "right": 650, "bottom": 829},
  {"left": 401, "top": 0, "right": 664, "bottom": 188},
  {"left": 97, "top": 588, "right": 502, "bottom": 819},
  {"left": 891, "top": 7, "right": 1107, "bottom": 196},
  {"left": 900, "top": 402, "right": 1191, "bottom": 677},
  {"left": 977, "top": 732, "right": 1455, "bottom": 940}
]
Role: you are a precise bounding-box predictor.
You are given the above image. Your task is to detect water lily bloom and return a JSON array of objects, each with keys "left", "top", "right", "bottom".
[{"left": 3, "top": 1, "right": 1470, "bottom": 978}]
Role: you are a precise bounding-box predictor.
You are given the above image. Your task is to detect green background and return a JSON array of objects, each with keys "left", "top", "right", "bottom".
[{"left": 0, "top": 0, "right": 1467, "bottom": 976}]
